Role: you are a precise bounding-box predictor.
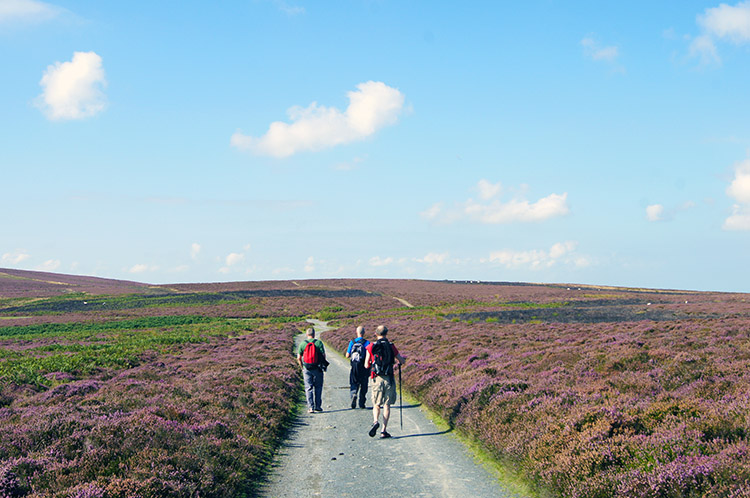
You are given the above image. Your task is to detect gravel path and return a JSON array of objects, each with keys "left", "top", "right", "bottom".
[{"left": 259, "top": 320, "right": 525, "bottom": 498}]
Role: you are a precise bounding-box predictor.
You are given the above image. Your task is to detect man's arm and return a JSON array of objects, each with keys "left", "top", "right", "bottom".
[
  {"left": 364, "top": 350, "right": 372, "bottom": 369},
  {"left": 317, "top": 339, "right": 326, "bottom": 357},
  {"left": 395, "top": 353, "right": 406, "bottom": 365}
]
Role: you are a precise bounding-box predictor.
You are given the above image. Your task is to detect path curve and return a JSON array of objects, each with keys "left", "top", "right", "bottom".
[
  {"left": 392, "top": 296, "right": 414, "bottom": 308},
  {"left": 259, "top": 320, "right": 523, "bottom": 498}
]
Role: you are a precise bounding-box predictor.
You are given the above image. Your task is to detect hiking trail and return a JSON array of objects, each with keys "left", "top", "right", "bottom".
[{"left": 259, "top": 319, "right": 524, "bottom": 498}]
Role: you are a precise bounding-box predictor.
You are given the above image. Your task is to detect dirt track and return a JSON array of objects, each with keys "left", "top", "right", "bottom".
[{"left": 259, "top": 320, "right": 524, "bottom": 498}]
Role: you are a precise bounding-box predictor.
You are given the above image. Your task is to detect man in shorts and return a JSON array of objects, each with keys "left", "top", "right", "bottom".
[{"left": 364, "top": 325, "right": 405, "bottom": 439}]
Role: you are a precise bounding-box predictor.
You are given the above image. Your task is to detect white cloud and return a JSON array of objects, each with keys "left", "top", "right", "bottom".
[
  {"left": 225, "top": 252, "right": 245, "bottom": 266},
  {"left": 724, "top": 206, "right": 750, "bottom": 230},
  {"left": 689, "top": 34, "right": 721, "bottom": 64},
  {"left": 424, "top": 180, "right": 569, "bottom": 225},
  {"left": 128, "top": 264, "right": 152, "bottom": 274},
  {"left": 420, "top": 203, "right": 445, "bottom": 221},
  {"left": 581, "top": 36, "right": 620, "bottom": 62},
  {"left": 304, "top": 256, "right": 315, "bottom": 272},
  {"left": 646, "top": 204, "right": 665, "bottom": 222},
  {"left": 35, "top": 51, "right": 107, "bottom": 120},
  {"left": 190, "top": 243, "right": 201, "bottom": 260},
  {"left": 231, "top": 81, "right": 405, "bottom": 157},
  {"left": 487, "top": 241, "right": 578, "bottom": 270},
  {"left": 333, "top": 156, "right": 364, "bottom": 171},
  {"left": 691, "top": 2, "right": 750, "bottom": 64},
  {"left": 477, "top": 179, "right": 502, "bottom": 200},
  {"left": 369, "top": 256, "right": 394, "bottom": 267},
  {"left": 699, "top": 1, "right": 750, "bottom": 43},
  {"left": 415, "top": 252, "right": 449, "bottom": 264},
  {"left": 35, "top": 259, "right": 61, "bottom": 271},
  {"left": 465, "top": 193, "right": 570, "bottom": 224},
  {"left": 1, "top": 250, "right": 30, "bottom": 265},
  {"left": 272, "top": 266, "right": 294, "bottom": 275},
  {"left": 0, "top": 0, "right": 62, "bottom": 24},
  {"left": 726, "top": 159, "right": 750, "bottom": 203},
  {"left": 273, "top": 0, "right": 304, "bottom": 15},
  {"left": 724, "top": 158, "right": 750, "bottom": 230}
]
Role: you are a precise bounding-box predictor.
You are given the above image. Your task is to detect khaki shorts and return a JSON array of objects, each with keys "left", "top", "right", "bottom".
[{"left": 370, "top": 375, "right": 396, "bottom": 406}]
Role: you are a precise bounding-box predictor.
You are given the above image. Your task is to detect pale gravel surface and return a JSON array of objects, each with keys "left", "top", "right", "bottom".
[{"left": 259, "top": 320, "right": 526, "bottom": 498}]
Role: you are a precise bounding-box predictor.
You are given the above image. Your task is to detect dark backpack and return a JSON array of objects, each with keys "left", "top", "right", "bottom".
[
  {"left": 350, "top": 340, "right": 365, "bottom": 364},
  {"left": 371, "top": 338, "right": 394, "bottom": 377},
  {"left": 302, "top": 340, "right": 319, "bottom": 369}
]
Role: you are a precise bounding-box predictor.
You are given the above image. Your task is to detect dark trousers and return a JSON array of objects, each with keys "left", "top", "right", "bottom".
[{"left": 349, "top": 363, "right": 370, "bottom": 408}]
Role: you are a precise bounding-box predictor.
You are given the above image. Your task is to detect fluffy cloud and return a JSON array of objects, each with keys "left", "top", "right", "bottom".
[
  {"left": 35, "top": 51, "right": 107, "bottom": 120},
  {"left": 1, "top": 250, "right": 30, "bottom": 265},
  {"left": 190, "top": 243, "right": 201, "bottom": 260},
  {"left": 699, "top": 1, "right": 750, "bottom": 42},
  {"left": 724, "top": 159, "right": 750, "bottom": 230},
  {"left": 36, "top": 259, "right": 61, "bottom": 271},
  {"left": 423, "top": 180, "right": 569, "bottom": 225},
  {"left": 646, "top": 204, "right": 665, "bottom": 222},
  {"left": 231, "top": 81, "right": 405, "bottom": 157},
  {"left": 273, "top": 0, "right": 304, "bottom": 15},
  {"left": 225, "top": 252, "right": 245, "bottom": 266},
  {"left": 369, "top": 256, "right": 394, "bottom": 267},
  {"left": 0, "top": 0, "right": 61, "bottom": 24},
  {"left": 304, "top": 256, "right": 315, "bottom": 272},
  {"left": 581, "top": 36, "right": 620, "bottom": 62},
  {"left": 692, "top": 1, "right": 750, "bottom": 63},
  {"left": 415, "top": 252, "right": 449, "bottom": 264},
  {"left": 128, "top": 264, "right": 157, "bottom": 274},
  {"left": 477, "top": 179, "right": 502, "bottom": 200},
  {"left": 487, "top": 241, "right": 579, "bottom": 270}
]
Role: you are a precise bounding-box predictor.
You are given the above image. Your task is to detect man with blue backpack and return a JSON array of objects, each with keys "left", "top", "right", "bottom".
[
  {"left": 345, "top": 325, "right": 370, "bottom": 409},
  {"left": 296, "top": 327, "right": 328, "bottom": 413}
]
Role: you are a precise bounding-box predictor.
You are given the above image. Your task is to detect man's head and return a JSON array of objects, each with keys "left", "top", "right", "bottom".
[
  {"left": 375, "top": 325, "right": 388, "bottom": 337},
  {"left": 356, "top": 325, "right": 365, "bottom": 337},
  {"left": 306, "top": 327, "right": 315, "bottom": 338}
]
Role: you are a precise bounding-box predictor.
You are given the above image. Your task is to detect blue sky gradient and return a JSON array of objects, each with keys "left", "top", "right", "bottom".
[{"left": 2, "top": 0, "right": 749, "bottom": 291}]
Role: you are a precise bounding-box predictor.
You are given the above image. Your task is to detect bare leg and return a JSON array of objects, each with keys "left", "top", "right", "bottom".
[{"left": 382, "top": 404, "right": 391, "bottom": 432}]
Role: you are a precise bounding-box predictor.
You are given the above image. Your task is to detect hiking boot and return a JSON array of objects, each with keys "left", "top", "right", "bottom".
[
  {"left": 368, "top": 422, "right": 380, "bottom": 437},
  {"left": 314, "top": 408, "right": 323, "bottom": 412},
  {"left": 351, "top": 396, "right": 357, "bottom": 409},
  {"left": 380, "top": 431, "right": 392, "bottom": 439},
  {"left": 359, "top": 405, "right": 367, "bottom": 409},
  {"left": 308, "top": 409, "right": 314, "bottom": 414}
]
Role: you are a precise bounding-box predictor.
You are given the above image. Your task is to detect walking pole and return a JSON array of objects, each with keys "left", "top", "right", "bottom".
[{"left": 399, "top": 363, "right": 403, "bottom": 430}]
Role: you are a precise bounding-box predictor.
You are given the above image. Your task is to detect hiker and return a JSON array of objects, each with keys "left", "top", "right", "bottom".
[
  {"left": 345, "top": 325, "right": 370, "bottom": 409},
  {"left": 364, "top": 325, "right": 405, "bottom": 439},
  {"left": 296, "top": 327, "right": 327, "bottom": 413}
]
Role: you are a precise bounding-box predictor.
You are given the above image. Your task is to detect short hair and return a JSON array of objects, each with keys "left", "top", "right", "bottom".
[
  {"left": 375, "top": 325, "right": 388, "bottom": 336},
  {"left": 356, "top": 325, "right": 365, "bottom": 336},
  {"left": 306, "top": 327, "right": 315, "bottom": 337}
]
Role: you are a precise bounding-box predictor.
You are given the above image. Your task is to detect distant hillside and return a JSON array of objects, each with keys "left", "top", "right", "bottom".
[{"left": 0, "top": 268, "right": 162, "bottom": 298}]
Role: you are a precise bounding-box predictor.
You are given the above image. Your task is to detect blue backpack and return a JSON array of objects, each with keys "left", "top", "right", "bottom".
[{"left": 350, "top": 339, "right": 366, "bottom": 364}]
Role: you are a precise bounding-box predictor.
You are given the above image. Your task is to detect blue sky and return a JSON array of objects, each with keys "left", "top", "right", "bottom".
[{"left": 2, "top": 0, "right": 750, "bottom": 292}]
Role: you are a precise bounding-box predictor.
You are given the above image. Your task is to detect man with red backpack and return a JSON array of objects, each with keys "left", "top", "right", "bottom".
[
  {"left": 296, "top": 327, "right": 328, "bottom": 413},
  {"left": 364, "top": 325, "right": 405, "bottom": 439}
]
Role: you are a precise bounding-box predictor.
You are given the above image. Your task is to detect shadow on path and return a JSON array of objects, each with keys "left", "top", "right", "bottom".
[{"left": 392, "top": 428, "right": 453, "bottom": 440}]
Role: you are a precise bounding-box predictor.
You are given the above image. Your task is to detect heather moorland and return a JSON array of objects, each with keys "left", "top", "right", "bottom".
[{"left": 1, "top": 270, "right": 750, "bottom": 497}]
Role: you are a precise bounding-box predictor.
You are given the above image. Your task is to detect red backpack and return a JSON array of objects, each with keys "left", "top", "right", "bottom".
[{"left": 302, "top": 340, "right": 319, "bottom": 369}]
